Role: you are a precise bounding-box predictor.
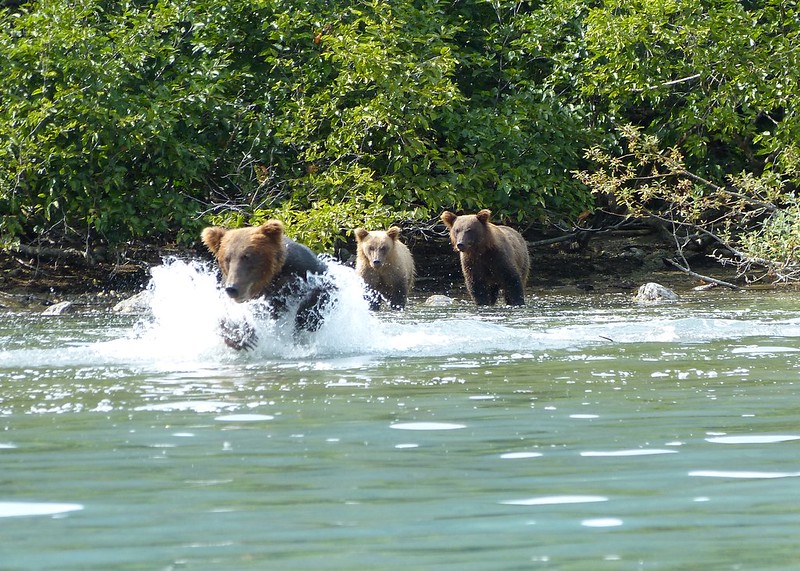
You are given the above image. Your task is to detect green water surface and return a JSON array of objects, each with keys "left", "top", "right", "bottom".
[{"left": 2, "top": 289, "right": 800, "bottom": 570}]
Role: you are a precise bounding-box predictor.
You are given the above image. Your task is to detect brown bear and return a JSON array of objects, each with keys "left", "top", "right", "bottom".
[
  {"left": 354, "top": 227, "right": 415, "bottom": 310},
  {"left": 440, "top": 209, "right": 530, "bottom": 306},
  {"left": 201, "top": 220, "right": 335, "bottom": 349}
]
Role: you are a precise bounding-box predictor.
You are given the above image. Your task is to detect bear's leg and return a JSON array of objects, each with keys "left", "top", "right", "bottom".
[
  {"left": 363, "top": 287, "right": 383, "bottom": 311},
  {"left": 219, "top": 317, "right": 257, "bottom": 351},
  {"left": 468, "top": 279, "right": 496, "bottom": 305},
  {"left": 295, "top": 283, "right": 337, "bottom": 331},
  {"left": 489, "top": 284, "right": 500, "bottom": 305},
  {"left": 502, "top": 276, "right": 526, "bottom": 306},
  {"left": 387, "top": 284, "right": 408, "bottom": 310}
]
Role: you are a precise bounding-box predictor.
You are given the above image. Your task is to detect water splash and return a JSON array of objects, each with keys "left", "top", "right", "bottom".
[
  {"left": 128, "top": 259, "right": 539, "bottom": 361},
  {"left": 112, "top": 257, "right": 384, "bottom": 362},
  {"left": 5, "top": 259, "right": 800, "bottom": 368}
]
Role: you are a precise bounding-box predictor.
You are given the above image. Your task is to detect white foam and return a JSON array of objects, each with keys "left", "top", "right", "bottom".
[
  {"left": 500, "top": 452, "right": 544, "bottom": 459},
  {"left": 582, "top": 518, "right": 623, "bottom": 527},
  {"left": 131, "top": 259, "right": 539, "bottom": 360}
]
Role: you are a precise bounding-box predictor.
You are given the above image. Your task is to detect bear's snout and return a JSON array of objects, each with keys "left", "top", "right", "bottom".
[
  {"left": 456, "top": 242, "right": 468, "bottom": 252},
  {"left": 371, "top": 258, "right": 382, "bottom": 267},
  {"left": 225, "top": 285, "right": 241, "bottom": 299}
]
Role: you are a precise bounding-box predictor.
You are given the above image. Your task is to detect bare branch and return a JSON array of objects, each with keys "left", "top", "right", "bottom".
[{"left": 664, "top": 258, "right": 741, "bottom": 290}]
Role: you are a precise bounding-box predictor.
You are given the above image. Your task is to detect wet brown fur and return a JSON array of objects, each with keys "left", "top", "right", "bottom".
[{"left": 440, "top": 209, "right": 529, "bottom": 306}]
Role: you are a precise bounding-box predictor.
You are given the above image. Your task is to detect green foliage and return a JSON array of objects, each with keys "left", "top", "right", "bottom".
[
  {"left": 207, "top": 164, "right": 408, "bottom": 251},
  {"left": 575, "top": 0, "right": 800, "bottom": 181},
  {"left": 2, "top": 0, "right": 799, "bottom": 269},
  {"left": 737, "top": 204, "right": 800, "bottom": 282},
  {"left": 567, "top": 0, "right": 800, "bottom": 281},
  {"left": 0, "top": 0, "right": 600, "bottom": 253},
  {"left": 437, "top": 0, "right": 597, "bottom": 219},
  {"left": 0, "top": 0, "right": 237, "bottom": 247}
]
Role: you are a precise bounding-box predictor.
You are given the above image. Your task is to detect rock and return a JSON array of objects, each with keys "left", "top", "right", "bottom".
[
  {"left": 112, "top": 290, "right": 152, "bottom": 314},
  {"left": 633, "top": 282, "right": 679, "bottom": 303},
  {"left": 620, "top": 247, "right": 647, "bottom": 261},
  {"left": 423, "top": 294, "right": 455, "bottom": 306},
  {"left": 42, "top": 301, "right": 74, "bottom": 315}
]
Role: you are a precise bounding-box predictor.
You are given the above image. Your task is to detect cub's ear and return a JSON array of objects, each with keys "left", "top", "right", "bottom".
[
  {"left": 476, "top": 209, "right": 492, "bottom": 224},
  {"left": 441, "top": 211, "right": 457, "bottom": 228},
  {"left": 259, "top": 220, "right": 285, "bottom": 239},
  {"left": 354, "top": 228, "right": 369, "bottom": 242},
  {"left": 386, "top": 226, "right": 401, "bottom": 240},
  {"left": 201, "top": 227, "right": 226, "bottom": 255}
]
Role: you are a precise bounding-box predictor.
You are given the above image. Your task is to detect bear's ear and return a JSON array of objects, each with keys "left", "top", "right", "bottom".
[
  {"left": 258, "top": 220, "right": 284, "bottom": 239},
  {"left": 441, "top": 211, "right": 457, "bottom": 228},
  {"left": 354, "top": 228, "right": 369, "bottom": 242},
  {"left": 476, "top": 209, "right": 492, "bottom": 224},
  {"left": 386, "top": 226, "right": 401, "bottom": 240},
  {"left": 201, "top": 227, "right": 226, "bottom": 254}
]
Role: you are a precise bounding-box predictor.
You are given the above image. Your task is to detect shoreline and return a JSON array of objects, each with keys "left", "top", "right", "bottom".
[{"left": 0, "top": 229, "right": 762, "bottom": 312}]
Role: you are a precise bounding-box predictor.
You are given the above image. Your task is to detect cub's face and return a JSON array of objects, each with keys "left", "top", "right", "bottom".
[
  {"left": 201, "top": 221, "right": 285, "bottom": 302},
  {"left": 440, "top": 210, "right": 490, "bottom": 253},
  {"left": 355, "top": 227, "right": 399, "bottom": 268}
]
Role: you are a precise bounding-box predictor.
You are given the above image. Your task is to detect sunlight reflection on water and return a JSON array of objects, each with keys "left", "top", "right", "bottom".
[{"left": 0, "top": 502, "right": 84, "bottom": 518}]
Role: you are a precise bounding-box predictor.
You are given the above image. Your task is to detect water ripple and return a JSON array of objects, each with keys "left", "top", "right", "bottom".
[
  {"left": 501, "top": 495, "right": 608, "bottom": 506},
  {"left": 0, "top": 502, "right": 84, "bottom": 518},
  {"left": 689, "top": 470, "right": 800, "bottom": 479},
  {"left": 581, "top": 449, "right": 678, "bottom": 457},
  {"left": 705, "top": 435, "right": 800, "bottom": 444},
  {"left": 390, "top": 422, "right": 466, "bottom": 431}
]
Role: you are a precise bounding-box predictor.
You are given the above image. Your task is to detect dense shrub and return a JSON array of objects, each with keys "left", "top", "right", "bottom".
[
  {"left": 0, "top": 0, "right": 598, "bottom": 252},
  {"left": 1, "top": 0, "right": 798, "bottom": 279}
]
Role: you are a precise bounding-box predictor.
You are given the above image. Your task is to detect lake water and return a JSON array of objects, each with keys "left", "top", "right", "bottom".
[{"left": 2, "top": 259, "right": 800, "bottom": 570}]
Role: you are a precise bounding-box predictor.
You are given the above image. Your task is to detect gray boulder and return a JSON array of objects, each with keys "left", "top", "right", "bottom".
[{"left": 633, "top": 282, "right": 679, "bottom": 303}]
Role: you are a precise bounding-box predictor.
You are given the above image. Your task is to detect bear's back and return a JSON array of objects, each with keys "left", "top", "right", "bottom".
[{"left": 283, "top": 237, "right": 327, "bottom": 275}]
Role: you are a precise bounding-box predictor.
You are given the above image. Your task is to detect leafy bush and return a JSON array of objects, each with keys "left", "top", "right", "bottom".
[
  {"left": 0, "top": 0, "right": 599, "bottom": 254},
  {"left": 3, "top": 0, "right": 798, "bottom": 267},
  {"left": 0, "top": 0, "right": 237, "bottom": 248}
]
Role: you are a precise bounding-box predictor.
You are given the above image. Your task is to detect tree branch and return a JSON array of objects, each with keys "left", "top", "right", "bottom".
[{"left": 664, "top": 257, "right": 740, "bottom": 290}]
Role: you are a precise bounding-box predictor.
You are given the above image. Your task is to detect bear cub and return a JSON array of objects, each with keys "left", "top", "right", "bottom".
[
  {"left": 201, "top": 220, "right": 335, "bottom": 349},
  {"left": 354, "top": 227, "right": 415, "bottom": 310},
  {"left": 440, "top": 209, "right": 530, "bottom": 306}
]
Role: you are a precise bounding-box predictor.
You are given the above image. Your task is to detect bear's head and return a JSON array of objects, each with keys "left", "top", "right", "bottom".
[
  {"left": 201, "top": 221, "right": 287, "bottom": 303},
  {"left": 440, "top": 209, "right": 492, "bottom": 253},
  {"left": 354, "top": 227, "right": 401, "bottom": 268}
]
